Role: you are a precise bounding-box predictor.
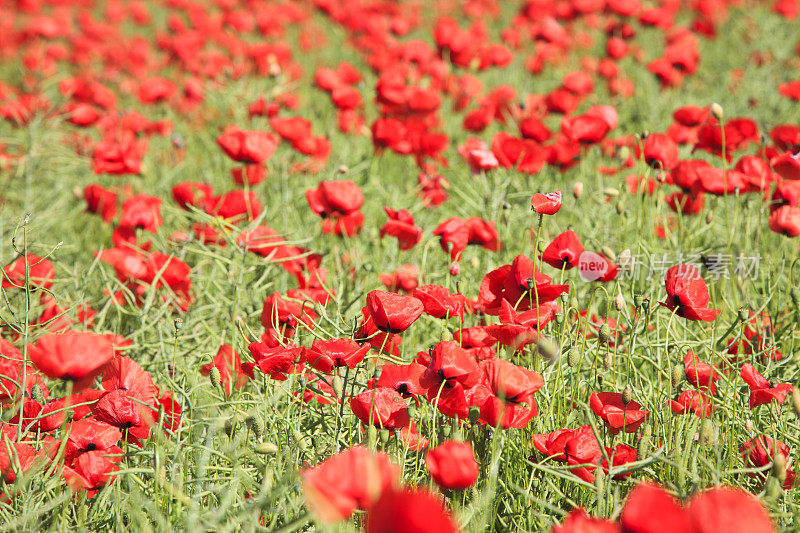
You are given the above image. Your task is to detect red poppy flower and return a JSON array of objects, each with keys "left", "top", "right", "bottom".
[
  {"left": 642, "top": 133, "right": 679, "bottom": 170},
  {"left": 412, "top": 285, "right": 464, "bottom": 319},
  {"left": 621, "top": 483, "right": 690, "bottom": 532},
  {"left": 375, "top": 363, "right": 427, "bottom": 397},
  {"left": 478, "top": 255, "right": 569, "bottom": 315},
  {"left": 561, "top": 115, "right": 611, "bottom": 144},
  {"left": 542, "top": 230, "right": 585, "bottom": 270},
  {"left": 365, "top": 488, "right": 459, "bottom": 533},
  {"left": 530, "top": 190, "right": 562, "bottom": 216},
  {"left": 199, "top": 345, "right": 250, "bottom": 396},
  {"left": 397, "top": 422, "right": 428, "bottom": 451},
  {"left": 741, "top": 436, "right": 795, "bottom": 489},
  {"left": 0, "top": 339, "right": 46, "bottom": 402},
  {"left": 772, "top": 149, "right": 800, "bottom": 181},
  {"left": 433, "top": 216, "right": 501, "bottom": 261},
  {"left": 62, "top": 449, "right": 122, "bottom": 498},
  {"left": 380, "top": 207, "right": 422, "bottom": 250},
  {"left": 379, "top": 265, "right": 420, "bottom": 293},
  {"left": 2, "top": 254, "right": 56, "bottom": 290},
  {"left": 365, "top": 290, "right": 424, "bottom": 333},
  {"left": 92, "top": 137, "right": 147, "bottom": 175},
  {"left": 0, "top": 442, "right": 42, "bottom": 484},
  {"left": 683, "top": 350, "right": 719, "bottom": 394},
  {"left": 740, "top": 364, "right": 793, "bottom": 409},
  {"left": 669, "top": 390, "right": 715, "bottom": 417},
  {"left": 247, "top": 342, "right": 305, "bottom": 381},
  {"left": 92, "top": 388, "right": 154, "bottom": 444},
  {"left": 686, "top": 486, "right": 776, "bottom": 533},
  {"left": 84, "top": 184, "right": 118, "bottom": 223},
  {"left": 306, "top": 338, "right": 369, "bottom": 372},
  {"left": 425, "top": 440, "right": 479, "bottom": 490},
  {"left": 306, "top": 180, "right": 364, "bottom": 216},
  {"left": 589, "top": 392, "right": 649, "bottom": 434},
  {"left": 768, "top": 205, "right": 800, "bottom": 237},
  {"left": 29, "top": 332, "right": 115, "bottom": 389},
  {"left": 660, "top": 264, "right": 720, "bottom": 321},
  {"left": 301, "top": 446, "right": 399, "bottom": 524},
  {"left": 421, "top": 341, "right": 482, "bottom": 391},
  {"left": 216, "top": 129, "right": 278, "bottom": 164},
  {"left": 64, "top": 418, "right": 122, "bottom": 459},
  {"left": 553, "top": 508, "right": 620, "bottom": 533},
  {"left": 350, "top": 387, "right": 410, "bottom": 430}
]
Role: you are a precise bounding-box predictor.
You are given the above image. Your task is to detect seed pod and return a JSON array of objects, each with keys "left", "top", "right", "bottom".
[
  {"left": 209, "top": 367, "right": 222, "bottom": 390},
  {"left": 560, "top": 292, "right": 570, "bottom": 304},
  {"left": 640, "top": 298, "right": 650, "bottom": 311},
  {"left": 255, "top": 442, "right": 278, "bottom": 455},
  {"left": 614, "top": 294, "right": 626, "bottom": 311},
  {"left": 567, "top": 347, "right": 580, "bottom": 367},
  {"left": 633, "top": 294, "right": 644, "bottom": 308},
  {"left": 621, "top": 384, "right": 633, "bottom": 406},
  {"left": 379, "top": 429, "right": 391, "bottom": 446},
  {"left": 553, "top": 313, "right": 564, "bottom": 326},
  {"left": 738, "top": 307, "right": 749, "bottom": 322},
  {"left": 174, "top": 317, "right": 183, "bottom": 331},
  {"left": 710, "top": 102, "right": 724, "bottom": 121},
  {"left": 468, "top": 405, "right": 481, "bottom": 424},
  {"left": 598, "top": 324, "right": 612, "bottom": 344},
  {"left": 671, "top": 364, "right": 683, "bottom": 389}
]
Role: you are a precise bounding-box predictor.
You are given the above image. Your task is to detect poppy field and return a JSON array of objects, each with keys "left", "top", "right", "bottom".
[{"left": 3, "top": 0, "right": 800, "bottom": 530}]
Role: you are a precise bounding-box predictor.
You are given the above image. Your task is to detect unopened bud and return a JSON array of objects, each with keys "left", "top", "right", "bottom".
[
  {"left": 379, "top": 428, "right": 391, "bottom": 445},
  {"left": 536, "top": 241, "right": 546, "bottom": 254},
  {"left": 30, "top": 384, "right": 44, "bottom": 404},
  {"left": 468, "top": 405, "right": 481, "bottom": 424},
  {"left": 705, "top": 210, "right": 714, "bottom": 225},
  {"left": 616, "top": 199, "right": 626, "bottom": 215},
  {"left": 536, "top": 336, "right": 559, "bottom": 361},
  {"left": 568, "top": 347, "right": 580, "bottom": 367},
  {"left": 671, "top": 364, "right": 683, "bottom": 389},
  {"left": 209, "top": 367, "right": 222, "bottom": 390},
  {"left": 637, "top": 433, "right": 650, "bottom": 460},
  {"left": 618, "top": 146, "right": 630, "bottom": 163},
  {"left": 337, "top": 164, "right": 349, "bottom": 174},
  {"left": 773, "top": 452, "right": 787, "bottom": 483},
  {"left": 598, "top": 324, "right": 612, "bottom": 344},
  {"left": 618, "top": 249, "right": 632, "bottom": 270},
  {"left": 573, "top": 182, "right": 584, "bottom": 198},
  {"left": 293, "top": 429, "right": 308, "bottom": 451},
  {"left": 710, "top": 102, "right": 724, "bottom": 121},
  {"left": 614, "top": 294, "right": 626, "bottom": 311},
  {"left": 332, "top": 375, "right": 344, "bottom": 398},
  {"left": 255, "top": 442, "right": 278, "bottom": 454},
  {"left": 792, "top": 388, "right": 800, "bottom": 418},
  {"left": 699, "top": 418, "right": 715, "bottom": 447},
  {"left": 449, "top": 262, "right": 460, "bottom": 276},
  {"left": 246, "top": 415, "right": 264, "bottom": 439},
  {"left": 621, "top": 384, "right": 633, "bottom": 405},
  {"left": 766, "top": 476, "right": 783, "bottom": 500},
  {"left": 603, "top": 187, "right": 620, "bottom": 197},
  {"left": 442, "top": 424, "right": 451, "bottom": 438},
  {"left": 603, "top": 353, "right": 613, "bottom": 370},
  {"left": 790, "top": 288, "right": 800, "bottom": 309},
  {"left": 594, "top": 464, "right": 605, "bottom": 493}
]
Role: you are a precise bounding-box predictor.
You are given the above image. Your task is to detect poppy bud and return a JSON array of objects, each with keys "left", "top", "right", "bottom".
[
  {"left": 618, "top": 146, "right": 630, "bottom": 163},
  {"left": 766, "top": 476, "right": 782, "bottom": 500},
  {"left": 30, "top": 384, "right": 44, "bottom": 404},
  {"left": 247, "top": 415, "right": 264, "bottom": 439},
  {"left": 710, "top": 102, "right": 724, "bottom": 121},
  {"left": 705, "top": 210, "right": 714, "bottom": 225},
  {"left": 621, "top": 384, "right": 633, "bottom": 405},
  {"left": 633, "top": 294, "right": 644, "bottom": 308},
  {"left": 637, "top": 432, "right": 650, "bottom": 460},
  {"left": 537, "top": 241, "right": 546, "bottom": 254},
  {"left": 573, "top": 182, "right": 584, "bottom": 198},
  {"left": 379, "top": 428, "right": 391, "bottom": 446},
  {"left": 773, "top": 451, "right": 787, "bottom": 484},
  {"left": 603, "top": 353, "right": 612, "bottom": 370},
  {"left": 616, "top": 199, "right": 625, "bottom": 215},
  {"left": 174, "top": 317, "right": 183, "bottom": 331},
  {"left": 594, "top": 464, "right": 605, "bottom": 493},
  {"left": 407, "top": 404, "right": 417, "bottom": 419},
  {"left": 502, "top": 201, "right": 510, "bottom": 210},
  {"left": 293, "top": 428, "right": 308, "bottom": 451},
  {"left": 598, "top": 324, "right": 612, "bottom": 343},
  {"left": 536, "top": 336, "right": 559, "bottom": 362},
  {"left": 699, "top": 418, "right": 715, "bottom": 447},
  {"left": 614, "top": 294, "right": 626, "bottom": 311},
  {"left": 737, "top": 307, "right": 749, "bottom": 322},
  {"left": 332, "top": 375, "right": 344, "bottom": 398},
  {"left": 255, "top": 442, "right": 278, "bottom": 455},
  {"left": 671, "top": 364, "right": 683, "bottom": 389},
  {"left": 603, "top": 187, "right": 620, "bottom": 197},
  {"left": 791, "top": 388, "right": 800, "bottom": 418},
  {"left": 209, "top": 367, "right": 222, "bottom": 390},
  {"left": 468, "top": 405, "right": 481, "bottom": 425},
  {"left": 619, "top": 249, "right": 632, "bottom": 270},
  {"left": 597, "top": 374, "right": 604, "bottom": 387},
  {"left": 567, "top": 347, "right": 580, "bottom": 367},
  {"left": 224, "top": 419, "right": 234, "bottom": 437},
  {"left": 72, "top": 186, "right": 83, "bottom": 199},
  {"left": 601, "top": 246, "right": 616, "bottom": 261},
  {"left": 337, "top": 165, "right": 349, "bottom": 175},
  {"left": 745, "top": 419, "right": 754, "bottom": 433}
]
